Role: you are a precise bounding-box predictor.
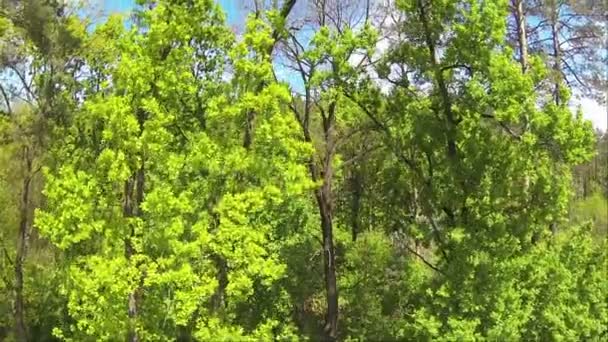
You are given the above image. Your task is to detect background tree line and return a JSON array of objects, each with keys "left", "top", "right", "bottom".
[{"left": 0, "top": 0, "right": 606, "bottom": 341}]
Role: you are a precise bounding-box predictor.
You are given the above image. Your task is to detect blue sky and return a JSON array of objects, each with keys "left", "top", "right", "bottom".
[
  {"left": 101, "top": 0, "right": 133, "bottom": 13},
  {"left": 101, "top": 0, "right": 244, "bottom": 25}
]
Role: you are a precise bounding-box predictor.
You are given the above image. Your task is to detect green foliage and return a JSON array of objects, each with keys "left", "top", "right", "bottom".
[
  {"left": 35, "top": 1, "right": 313, "bottom": 339},
  {"left": 340, "top": 231, "right": 430, "bottom": 341},
  {"left": 571, "top": 192, "right": 608, "bottom": 240},
  {"left": 0, "top": 0, "right": 605, "bottom": 341}
]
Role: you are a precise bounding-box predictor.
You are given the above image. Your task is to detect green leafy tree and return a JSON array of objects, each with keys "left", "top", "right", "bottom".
[
  {"left": 36, "top": 1, "right": 312, "bottom": 340},
  {"left": 345, "top": 0, "right": 602, "bottom": 339},
  {"left": 0, "top": 0, "right": 605, "bottom": 340},
  {"left": 0, "top": 0, "right": 86, "bottom": 339},
  {"left": 279, "top": 1, "right": 379, "bottom": 337}
]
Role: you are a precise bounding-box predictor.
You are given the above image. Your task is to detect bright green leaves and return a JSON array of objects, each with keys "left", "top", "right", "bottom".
[
  {"left": 243, "top": 16, "right": 275, "bottom": 58},
  {"left": 35, "top": 1, "right": 315, "bottom": 339},
  {"left": 449, "top": 0, "right": 509, "bottom": 68},
  {"left": 13, "top": 1, "right": 605, "bottom": 341},
  {"left": 307, "top": 23, "right": 378, "bottom": 88},
  {"left": 212, "top": 189, "right": 287, "bottom": 297},
  {"left": 87, "top": 96, "right": 139, "bottom": 150},
  {"left": 0, "top": 16, "right": 10, "bottom": 37},
  {"left": 483, "top": 53, "right": 535, "bottom": 123},
  {"left": 36, "top": 166, "right": 103, "bottom": 250},
  {"left": 535, "top": 103, "right": 596, "bottom": 164},
  {"left": 340, "top": 231, "right": 431, "bottom": 340},
  {"left": 519, "top": 225, "right": 608, "bottom": 340},
  {"left": 58, "top": 256, "right": 133, "bottom": 341},
  {"left": 351, "top": 0, "right": 602, "bottom": 339}
]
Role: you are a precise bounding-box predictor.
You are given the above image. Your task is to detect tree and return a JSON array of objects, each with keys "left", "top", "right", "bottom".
[
  {"left": 278, "top": 0, "right": 378, "bottom": 338},
  {"left": 346, "top": 0, "right": 601, "bottom": 338},
  {"left": 36, "top": 1, "right": 312, "bottom": 340},
  {"left": 0, "top": 0, "right": 604, "bottom": 340},
  {"left": 507, "top": 0, "right": 607, "bottom": 103},
  {"left": 0, "top": 1, "right": 86, "bottom": 339}
]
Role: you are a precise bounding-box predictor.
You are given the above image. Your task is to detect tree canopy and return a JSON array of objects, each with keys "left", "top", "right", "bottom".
[{"left": 0, "top": 0, "right": 606, "bottom": 341}]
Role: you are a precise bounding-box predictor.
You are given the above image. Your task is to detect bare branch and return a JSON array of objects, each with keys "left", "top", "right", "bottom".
[
  {"left": 481, "top": 113, "right": 522, "bottom": 140},
  {"left": 562, "top": 58, "right": 591, "bottom": 91},
  {"left": 403, "top": 243, "right": 445, "bottom": 275},
  {"left": 8, "top": 65, "right": 36, "bottom": 103},
  {"left": 0, "top": 83, "right": 12, "bottom": 115}
]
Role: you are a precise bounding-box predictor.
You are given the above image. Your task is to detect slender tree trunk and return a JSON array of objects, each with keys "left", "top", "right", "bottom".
[
  {"left": 550, "top": 1, "right": 562, "bottom": 105},
  {"left": 417, "top": 0, "right": 457, "bottom": 160},
  {"left": 317, "top": 188, "right": 338, "bottom": 341},
  {"left": 549, "top": 1, "right": 562, "bottom": 236},
  {"left": 211, "top": 252, "right": 228, "bottom": 311},
  {"left": 14, "top": 147, "right": 32, "bottom": 342},
  {"left": 124, "top": 153, "right": 145, "bottom": 342},
  {"left": 243, "top": 110, "right": 255, "bottom": 149},
  {"left": 123, "top": 178, "right": 138, "bottom": 342},
  {"left": 512, "top": 0, "right": 532, "bottom": 193},
  {"left": 126, "top": 279, "right": 139, "bottom": 342},
  {"left": 287, "top": 15, "right": 339, "bottom": 335},
  {"left": 513, "top": 0, "right": 528, "bottom": 72},
  {"left": 295, "top": 89, "right": 339, "bottom": 340},
  {"left": 319, "top": 101, "right": 339, "bottom": 341}
]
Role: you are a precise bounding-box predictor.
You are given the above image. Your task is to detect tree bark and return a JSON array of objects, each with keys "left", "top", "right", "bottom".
[
  {"left": 123, "top": 177, "right": 138, "bottom": 342},
  {"left": 293, "top": 88, "right": 339, "bottom": 340},
  {"left": 211, "top": 252, "right": 228, "bottom": 311},
  {"left": 417, "top": 0, "right": 458, "bottom": 160},
  {"left": 512, "top": 0, "right": 531, "bottom": 194},
  {"left": 123, "top": 109, "right": 146, "bottom": 342},
  {"left": 550, "top": 1, "right": 562, "bottom": 105},
  {"left": 549, "top": 1, "right": 562, "bottom": 236},
  {"left": 513, "top": 0, "right": 528, "bottom": 72},
  {"left": 14, "top": 146, "right": 32, "bottom": 342},
  {"left": 317, "top": 188, "right": 338, "bottom": 340},
  {"left": 319, "top": 101, "right": 339, "bottom": 341}
]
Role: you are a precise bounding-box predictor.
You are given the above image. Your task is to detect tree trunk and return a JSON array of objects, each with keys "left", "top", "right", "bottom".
[
  {"left": 211, "top": 253, "right": 228, "bottom": 311},
  {"left": 288, "top": 33, "right": 339, "bottom": 339},
  {"left": 14, "top": 146, "right": 32, "bottom": 342},
  {"left": 14, "top": 147, "right": 32, "bottom": 342},
  {"left": 297, "top": 92, "right": 339, "bottom": 340},
  {"left": 123, "top": 178, "right": 137, "bottom": 342},
  {"left": 513, "top": 0, "right": 528, "bottom": 72},
  {"left": 550, "top": 1, "right": 562, "bottom": 105},
  {"left": 124, "top": 164, "right": 144, "bottom": 342},
  {"left": 417, "top": 0, "right": 458, "bottom": 160},
  {"left": 512, "top": 0, "right": 532, "bottom": 194},
  {"left": 319, "top": 102, "right": 339, "bottom": 341},
  {"left": 316, "top": 188, "right": 338, "bottom": 341},
  {"left": 349, "top": 169, "right": 362, "bottom": 242},
  {"left": 549, "top": 2, "right": 562, "bottom": 236}
]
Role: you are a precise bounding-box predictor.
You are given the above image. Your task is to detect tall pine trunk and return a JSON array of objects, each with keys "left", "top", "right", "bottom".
[
  {"left": 549, "top": 1, "right": 562, "bottom": 105},
  {"left": 513, "top": 0, "right": 528, "bottom": 72}
]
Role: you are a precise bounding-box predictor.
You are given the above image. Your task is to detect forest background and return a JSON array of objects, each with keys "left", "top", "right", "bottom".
[{"left": 0, "top": 0, "right": 606, "bottom": 341}]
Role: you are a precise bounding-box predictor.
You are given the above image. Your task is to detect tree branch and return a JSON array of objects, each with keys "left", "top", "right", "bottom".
[
  {"left": 481, "top": 113, "right": 522, "bottom": 140},
  {"left": 0, "top": 83, "right": 12, "bottom": 115},
  {"left": 403, "top": 243, "right": 445, "bottom": 275}
]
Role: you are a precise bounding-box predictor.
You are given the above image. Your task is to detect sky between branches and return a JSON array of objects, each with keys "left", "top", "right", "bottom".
[{"left": 98, "top": 0, "right": 606, "bottom": 132}]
